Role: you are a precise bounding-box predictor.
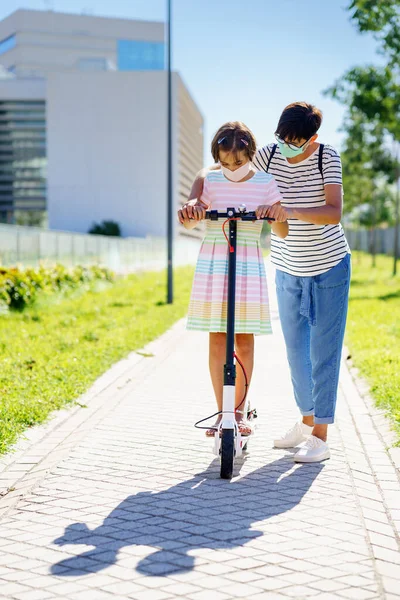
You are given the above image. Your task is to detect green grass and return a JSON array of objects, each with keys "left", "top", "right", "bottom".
[
  {"left": 0, "top": 267, "right": 194, "bottom": 455},
  {"left": 347, "top": 252, "right": 400, "bottom": 442},
  {"left": 2, "top": 254, "right": 399, "bottom": 454}
]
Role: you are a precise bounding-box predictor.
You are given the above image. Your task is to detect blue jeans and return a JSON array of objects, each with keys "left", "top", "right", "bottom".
[{"left": 275, "top": 254, "right": 351, "bottom": 424}]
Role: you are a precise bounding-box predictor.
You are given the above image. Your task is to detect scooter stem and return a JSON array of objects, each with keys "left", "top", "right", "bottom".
[{"left": 225, "top": 208, "right": 237, "bottom": 386}]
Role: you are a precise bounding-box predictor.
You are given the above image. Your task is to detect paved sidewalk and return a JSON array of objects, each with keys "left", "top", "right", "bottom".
[{"left": 0, "top": 266, "right": 399, "bottom": 600}]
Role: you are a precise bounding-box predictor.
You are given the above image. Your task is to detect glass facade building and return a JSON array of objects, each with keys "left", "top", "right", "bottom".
[
  {"left": 0, "top": 11, "right": 183, "bottom": 228},
  {"left": 0, "top": 35, "right": 165, "bottom": 223},
  {"left": 0, "top": 101, "right": 46, "bottom": 224}
]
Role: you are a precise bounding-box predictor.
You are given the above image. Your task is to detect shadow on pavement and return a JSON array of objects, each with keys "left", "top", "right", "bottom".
[{"left": 51, "top": 456, "right": 323, "bottom": 577}]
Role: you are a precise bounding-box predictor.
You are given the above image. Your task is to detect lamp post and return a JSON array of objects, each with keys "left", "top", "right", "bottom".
[
  {"left": 394, "top": 141, "right": 400, "bottom": 276},
  {"left": 166, "top": 0, "right": 173, "bottom": 303}
]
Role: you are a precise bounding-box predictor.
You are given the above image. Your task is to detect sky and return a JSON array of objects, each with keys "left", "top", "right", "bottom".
[{"left": 1, "top": 0, "right": 382, "bottom": 163}]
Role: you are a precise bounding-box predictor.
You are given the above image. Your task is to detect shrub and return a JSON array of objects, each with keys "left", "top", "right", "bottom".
[
  {"left": 0, "top": 264, "right": 114, "bottom": 311},
  {"left": 88, "top": 220, "right": 121, "bottom": 237}
]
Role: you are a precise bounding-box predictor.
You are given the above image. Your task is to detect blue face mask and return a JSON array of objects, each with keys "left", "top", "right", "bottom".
[{"left": 277, "top": 141, "right": 308, "bottom": 159}]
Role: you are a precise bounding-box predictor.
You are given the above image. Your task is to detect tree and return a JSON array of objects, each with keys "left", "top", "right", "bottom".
[
  {"left": 327, "top": 66, "right": 400, "bottom": 141},
  {"left": 348, "top": 0, "right": 400, "bottom": 64},
  {"left": 357, "top": 188, "right": 394, "bottom": 228},
  {"left": 325, "top": 0, "right": 400, "bottom": 274},
  {"left": 340, "top": 113, "right": 397, "bottom": 265}
]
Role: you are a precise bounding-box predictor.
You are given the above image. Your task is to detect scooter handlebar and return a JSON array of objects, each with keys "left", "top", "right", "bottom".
[{"left": 205, "top": 209, "right": 275, "bottom": 221}]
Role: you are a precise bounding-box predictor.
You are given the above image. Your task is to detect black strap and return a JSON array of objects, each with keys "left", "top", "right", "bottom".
[
  {"left": 266, "top": 144, "right": 277, "bottom": 172},
  {"left": 318, "top": 143, "right": 324, "bottom": 180},
  {"left": 266, "top": 142, "right": 324, "bottom": 180}
]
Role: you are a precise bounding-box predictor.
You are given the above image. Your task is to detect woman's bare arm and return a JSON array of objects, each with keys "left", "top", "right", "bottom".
[
  {"left": 271, "top": 221, "right": 289, "bottom": 238},
  {"left": 287, "top": 185, "right": 342, "bottom": 225},
  {"left": 188, "top": 168, "right": 208, "bottom": 201},
  {"left": 187, "top": 165, "right": 220, "bottom": 200}
]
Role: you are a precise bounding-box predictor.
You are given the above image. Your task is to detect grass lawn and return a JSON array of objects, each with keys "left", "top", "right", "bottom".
[
  {"left": 0, "top": 267, "right": 194, "bottom": 455},
  {"left": 1, "top": 253, "right": 398, "bottom": 455},
  {"left": 347, "top": 252, "right": 400, "bottom": 442}
]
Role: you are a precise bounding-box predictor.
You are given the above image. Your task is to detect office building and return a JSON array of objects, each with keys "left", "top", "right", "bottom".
[{"left": 0, "top": 9, "right": 204, "bottom": 237}]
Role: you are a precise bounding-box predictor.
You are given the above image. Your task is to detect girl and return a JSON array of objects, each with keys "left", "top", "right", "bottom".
[{"left": 178, "top": 122, "right": 288, "bottom": 436}]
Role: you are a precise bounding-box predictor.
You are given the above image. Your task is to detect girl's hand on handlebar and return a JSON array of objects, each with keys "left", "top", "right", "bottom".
[
  {"left": 265, "top": 202, "right": 289, "bottom": 223},
  {"left": 191, "top": 203, "right": 207, "bottom": 221},
  {"left": 178, "top": 200, "right": 207, "bottom": 224}
]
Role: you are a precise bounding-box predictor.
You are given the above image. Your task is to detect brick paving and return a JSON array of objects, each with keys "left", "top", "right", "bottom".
[{"left": 0, "top": 265, "right": 399, "bottom": 600}]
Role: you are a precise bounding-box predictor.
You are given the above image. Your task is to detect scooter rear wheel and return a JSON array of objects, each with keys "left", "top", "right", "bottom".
[{"left": 220, "top": 429, "right": 234, "bottom": 479}]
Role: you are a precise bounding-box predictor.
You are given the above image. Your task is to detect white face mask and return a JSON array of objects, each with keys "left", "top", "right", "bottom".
[{"left": 220, "top": 161, "right": 251, "bottom": 182}]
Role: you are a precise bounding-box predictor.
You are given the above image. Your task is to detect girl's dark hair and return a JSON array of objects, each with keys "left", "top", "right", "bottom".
[
  {"left": 211, "top": 121, "right": 257, "bottom": 162},
  {"left": 276, "top": 102, "right": 323, "bottom": 142}
]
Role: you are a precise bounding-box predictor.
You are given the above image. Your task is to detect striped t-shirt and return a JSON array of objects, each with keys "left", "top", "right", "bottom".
[{"left": 253, "top": 143, "right": 350, "bottom": 277}]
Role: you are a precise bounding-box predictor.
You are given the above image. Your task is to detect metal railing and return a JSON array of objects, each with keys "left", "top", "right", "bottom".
[{"left": 0, "top": 224, "right": 200, "bottom": 273}]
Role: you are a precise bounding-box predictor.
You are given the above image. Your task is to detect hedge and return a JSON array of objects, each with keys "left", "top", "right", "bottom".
[{"left": 0, "top": 264, "right": 114, "bottom": 311}]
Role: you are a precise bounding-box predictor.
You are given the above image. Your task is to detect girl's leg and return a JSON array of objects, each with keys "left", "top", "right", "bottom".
[
  {"left": 310, "top": 254, "right": 351, "bottom": 441},
  {"left": 208, "top": 332, "right": 254, "bottom": 436},
  {"left": 209, "top": 332, "right": 226, "bottom": 412},
  {"left": 234, "top": 333, "right": 254, "bottom": 409},
  {"left": 234, "top": 333, "right": 255, "bottom": 435}
]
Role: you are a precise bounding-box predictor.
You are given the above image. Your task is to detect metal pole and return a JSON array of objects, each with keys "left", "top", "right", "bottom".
[
  {"left": 393, "top": 142, "right": 400, "bottom": 276},
  {"left": 371, "top": 191, "right": 376, "bottom": 268},
  {"left": 394, "top": 179, "right": 399, "bottom": 276},
  {"left": 166, "top": 0, "right": 173, "bottom": 303},
  {"left": 225, "top": 215, "right": 237, "bottom": 371}
]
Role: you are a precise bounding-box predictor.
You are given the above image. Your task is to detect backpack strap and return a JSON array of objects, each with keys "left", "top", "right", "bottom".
[
  {"left": 266, "top": 144, "right": 277, "bottom": 172},
  {"left": 318, "top": 143, "right": 324, "bottom": 180},
  {"left": 266, "top": 142, "right": 323, "bottom": 177}
]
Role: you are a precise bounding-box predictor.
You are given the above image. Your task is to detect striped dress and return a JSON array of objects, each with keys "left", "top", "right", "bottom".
[{"left": 186, "top": 170, "right": 282, "bottom": 335}]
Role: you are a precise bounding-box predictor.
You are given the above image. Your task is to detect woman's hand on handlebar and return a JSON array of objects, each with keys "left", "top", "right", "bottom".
[
  {"left": 255, "top": 204, "right": 274, "bottom": 220},
  {"left": 265, "top": 202, "right": 289, "bottom": 223}
]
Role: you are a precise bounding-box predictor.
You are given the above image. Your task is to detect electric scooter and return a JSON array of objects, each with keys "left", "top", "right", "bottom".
[{"left": 196, "top": 205, "right": 274, "bottom": 479}]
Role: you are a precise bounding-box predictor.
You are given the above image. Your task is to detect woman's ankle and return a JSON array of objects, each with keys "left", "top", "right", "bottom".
[{"left": 312, "top": 424, "right": 328, "bottom": 442}]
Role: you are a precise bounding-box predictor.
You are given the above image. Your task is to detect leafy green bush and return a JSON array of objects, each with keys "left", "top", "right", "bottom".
[{"left": 0, "top": 264, "right": 114, "bottom": 311}]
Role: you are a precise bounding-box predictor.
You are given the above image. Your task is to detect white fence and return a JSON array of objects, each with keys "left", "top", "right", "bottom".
[
  {"left": 0, "top": 224, "right": 200, "bottom": 273},
  {"left": 345, "top": 227, "right": 397, "bottom": 256}
]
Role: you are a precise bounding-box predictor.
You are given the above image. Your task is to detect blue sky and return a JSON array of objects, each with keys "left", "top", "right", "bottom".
[{"left": 1, "top": 0, "right": 381, "bottom": 163}]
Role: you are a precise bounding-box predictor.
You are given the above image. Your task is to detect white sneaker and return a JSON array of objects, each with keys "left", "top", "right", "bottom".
[
  {"left": 294, "top": 435, "right": 330, "bottom": 463},
  {"left": 274, "top": 421, "right": 313, "bottom": 449}
]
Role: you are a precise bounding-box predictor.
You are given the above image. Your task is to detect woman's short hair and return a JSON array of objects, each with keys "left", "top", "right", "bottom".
[
  {"left": 276, "top": 102, "right": 323, "bottom": 142},
  {"left": 211, "top": 121, "right": 257, "bottom": 163}
]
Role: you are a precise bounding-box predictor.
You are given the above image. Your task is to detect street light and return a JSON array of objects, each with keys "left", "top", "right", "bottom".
[
  {"left": 166, "top": 0, "right": 173, "bottom": 303},
  {"left": 394, "top": 141, "right": 400, "bottom": 276}
]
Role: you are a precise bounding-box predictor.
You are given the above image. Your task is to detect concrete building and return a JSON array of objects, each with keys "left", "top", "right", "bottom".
[{"left": 0, "top": 9, "right": 204, "bottom": 237}]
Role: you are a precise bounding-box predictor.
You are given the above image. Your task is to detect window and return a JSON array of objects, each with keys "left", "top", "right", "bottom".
[
  {"left": 0, "top": 100, "right": 46, "bottom": 215},
  {"left": 117, "top": 40, "right": 165, "bottom": 71},
  {"left": 0, "top": 35, "right": 16, "bottom": 56}
]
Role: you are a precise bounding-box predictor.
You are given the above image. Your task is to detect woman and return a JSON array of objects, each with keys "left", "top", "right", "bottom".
[{"left": 179, "top": 102, "right": 351, "bottom": 463}]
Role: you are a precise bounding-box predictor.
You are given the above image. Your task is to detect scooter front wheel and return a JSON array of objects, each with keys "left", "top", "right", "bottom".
[{"left": 220, "top": 428, "right": 234, "bottom": 479}]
